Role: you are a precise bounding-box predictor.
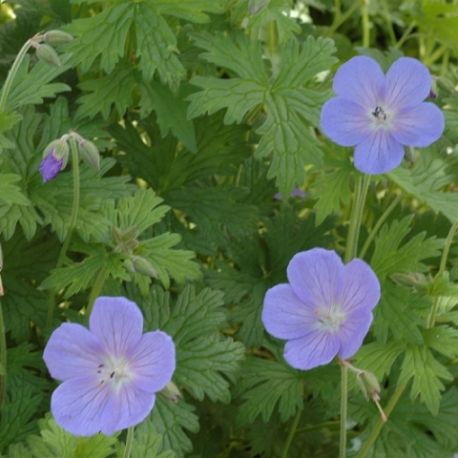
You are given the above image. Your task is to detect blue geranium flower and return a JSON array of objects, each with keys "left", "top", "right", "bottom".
[
  {"left": 262, "top": 248, "right": 380, "bottom": 370},
  {"left": 320, "top": 56, "right": 445, "bottom": 174}
]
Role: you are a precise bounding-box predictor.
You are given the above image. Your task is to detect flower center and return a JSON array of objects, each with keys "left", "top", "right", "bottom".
[
  {"left": 316, "top": 304, "right": 346, "bottom": 333},
  {"left": 371, "top": 105, "right": 387, "bottom": 121},
  {"left": 97, "top": 355, "right": 133, "bottom": 391}
]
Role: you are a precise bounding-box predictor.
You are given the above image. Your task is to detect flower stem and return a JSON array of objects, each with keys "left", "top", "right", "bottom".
[
  {"left": 46, "top": 138, "right": 80, "bottom": 328},
  {"left": 0, "top": 37, "right": 36, "bottom": 111},
  {"left": 356, "top": 383, "right": 406, "bottom": 458},
  {"left": 340, "top": 173, "right": 370, "bottom": 458},
  {"left": 328, "top": 0, "right": 364, "bottom": 35},
  {"left": 281, "top": 408, "right": 302, "bottom": 458},
  {"left": 361, "top": 0, "right": 370, "bottom": 48},
  {"left": 123, "top": 426, "right": 135, "bottom": 458},
  {"left": 359, "top": 194, "right": 401, "bottom": 259},
  {"left": 427, "top": 220, "right": 458, "bottom": 328},
  {"left": 0, "top": 302, "right": 6, "bottom": 407},
  {"left": 86, "top": 266, "right": 108, "bottom": 316}
]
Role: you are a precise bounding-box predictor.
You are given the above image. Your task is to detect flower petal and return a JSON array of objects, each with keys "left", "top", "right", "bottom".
[
  {"left": 286, "top": 248, "right": 344, "bottom": 308},
  {"left": 51, "top": 376, "right": 121, "bottom": 436},
  {"left": 353, "top": 131, "right": 404, "bottom": 174},
  {"left": 392, "top": 102, "right": 445, "bottom": 147},
  {"left": 262, "top": 284, "right": 316, "bottom": 340},
  {"left": 43, "top": 323, "right": 103, "bottom": 382},
  {"left": 339, "top": 259, "right": 381, "bottom": 314},
  {"left": 384, "top": 57, "right": 431, "bottom": 109},
  {"left": 284, "top": 331, "right": 340, "bottom": 370},
  {"left": 332, "top": 56, "right": 385, "bottom": 108},
  {"left": 320, "top": 97, "right": 372, "bottom": 146},
  {"left": 130, "top": 331, "right": 176, "bottom": 393},
  {"left": 89, "top": 296, "right": 143, "bottom": 356},
  {"left": 112, "top": 385, "right": 156, "bottom": 432},
  {"left": 338, "top": 310, "right": 373, "bottom": 360}
]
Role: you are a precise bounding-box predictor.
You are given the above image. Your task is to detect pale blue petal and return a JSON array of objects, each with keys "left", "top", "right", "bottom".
[
  {"left": 286, "top": 248, "right": 344, "bottom": 309},
  {"left": 392, "top": 102, "right": 445, "bottom": 147},
  {"left": 130, "top": 331, "right": 176, "bottom": 393},
  {"left": 51, "top": 376, "right": 120, "bottom": 436},
  {"left": 332, "top": 56, "right": 384, "bottom": 108},
  {"left": 339, "top": 259, "right": 381, "bottom": 314},
  {"left": 353, "top": 131, "right": 404, "bottom": 174},
  {"left": 89, "top": 297, "right": 143, "bottom": 356},
  {"left": 43, "top": 323, "right": 103, "bottom": 382},
  {"left": 284, "top": 330, "right": 340, "bottom": 370},
  {"left": 384, "top": 57, "right": 431, "bottom": 109},
  {"left": 262, "top": 284, "right": 316, "bottom": 340},
  {"left": 320, "top": 97, "right": 372, "bottom": 146},
  {"left": 338, "top": 310, "right": 373, "bottom": 359}
]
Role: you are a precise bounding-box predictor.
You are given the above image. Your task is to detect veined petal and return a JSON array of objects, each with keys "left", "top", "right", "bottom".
[
  {"left": 332, "top": 56, "right": 385, "bottom": 108},
  {"left": 353, "top": 131, "right": 404, "bottom": 174},
  {"left": 130, "top": 331, "right": 176, "bottom": 393},
  {"left": 51, "top": 376, "right": 120, "bottom": 436},
  {"left": 338, "top": 310, "right": 373, "bottom": 359},
  {"left": 90, "top": 297, "right": 143, "bottom": 356},
  {"left": 339, "top": 259, "right": 381, "bottom": 314},
  {"left": 43, "top": 323, "right": 103, "bottom": 382},
  {"left": 286, "top": 248, "right": 344, "bottom": 309},
  {"left": 384, "top": 57, "right": 431, "bottom": 109},
  {"left": 262, "top": 284, "right": 316, "bottom": 340},
  {"left": 320, "top": 97, "right": 372, "bottom": 147},
  {"left": 284, "top": 330, "right": 340, "bottom": 370},
  {"left": 392, "top": 102, "right": 445, "bottom": 147},
  {"left": 111, "top": 385, "right": 156, "bottom": 432}
]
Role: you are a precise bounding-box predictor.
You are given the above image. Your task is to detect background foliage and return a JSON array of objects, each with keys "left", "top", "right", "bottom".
[{"left": 1, "top": 0, "right": 458, "bottom": 456}]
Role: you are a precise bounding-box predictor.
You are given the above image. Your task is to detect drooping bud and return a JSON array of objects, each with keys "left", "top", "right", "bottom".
[
  {"left": 161, "top": 381, "right": 182, "bottom": 403},
  {"left": 131, "top": 256, "right": 158, "bottom": 279},
  {"left": 44, "top": 30, "right": 74, "bottom": 44},
  {"left": 78, "top": 139, "right": 100, "bottom": 170},
  {"left": 35, "top": 44, "right": 61, "bottom": 67},
  {"left": 356, "top": 370, "right": 381, "bottom": 401},
  {"left": 39, "top": 151, "right": 64, "bottom": 182}
]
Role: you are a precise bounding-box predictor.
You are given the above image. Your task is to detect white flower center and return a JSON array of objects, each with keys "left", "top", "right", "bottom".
[
  {"left": 369, "top": 105, "right": 392, "bottom": 129},
  {"left": 97, "top": 355, "right": 133, "bottom": 392},
  {"left": 316, "top": 304, "right": 346, "bottom": 333}
]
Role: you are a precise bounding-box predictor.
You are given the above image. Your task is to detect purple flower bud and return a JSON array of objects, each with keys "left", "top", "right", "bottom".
[{"left": 39, "top": 150, "right": 64, "bottom": 182}]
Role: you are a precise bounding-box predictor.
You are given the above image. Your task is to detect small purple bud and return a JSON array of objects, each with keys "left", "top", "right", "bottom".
[
  {"left": 39, "top": 150, "right": 64, "bottom": 182},
  {"left": 429, "top": 89, "right": 437, "bottom": 99},
  {"left": 274, "top": 187, "right": 306, "bottom": 201}
]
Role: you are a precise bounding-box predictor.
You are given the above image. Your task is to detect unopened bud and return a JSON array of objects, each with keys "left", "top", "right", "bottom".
[
  {"left": 161, "top": 381, "right": 182, "bottom": 402},
  {"left": 78, "top": 139, "right": 100, "bottom": 170},
  {"left": 36, "top": 44, "right": 61, "bottom": 66},
  {"left": 356, "top": 370, "right": 381, "bottom": 401},
  {"left": 44, "top": 30, "right": 74, "bottom": 44},
  {"left": 131, "top": 256, "right": 158, "bottom": 279},
  {"left": 43, "top": 139, "right": 69, "bottom": 167},
  {"left": 123, "top": 258, "right": 135, "bottom": 273}
]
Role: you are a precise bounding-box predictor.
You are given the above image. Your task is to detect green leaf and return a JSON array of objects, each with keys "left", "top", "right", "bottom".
[
  {"left": 76, "top": 64, "right": 137, "bottom": 119},
  {"left": 423, "top": 325, "right": 458, "bottom": 359},
  {"left": 131, "top": 424, "right": 175, "bottom": 458},
  {"left": 134, "top": 4, "right": 185, "bottom": 86},
  {"left": 400, "top": 345, "right": 453, "bottom": 415},
  {"left": 354, "top": 340, "right": 405, "bottom": 380},
  {"left": 0, "top": 174, "right": 30, "bottom": 206},
  {"left": 390, "top": 154, "right": 458, "bottom": 223},
  {"left": 26, "top": 416, "right": 117, "bottom": 458},
  {"left": 188, "top": 33, "right": 337, "bottom": 195},
  {"left": 236, "top": 357, "right": 304, "bottom": 424},
  {"left": 154, "top": 0, "right": 227, "bottom": 23},
  {"left": 141, "top": 286, "right": 244, "bottom": 403},
  {"left": 66, "top": 3, "right": 135, "bottom": 73},
  {"left": 140, "top": 82, "right": 197, "bottom": 152},
  {"left": 370, "top": 216, "right": 442, "bottom": 279},
  {"left": 148, "top": 396, "right": 199, "bottom": 457}
]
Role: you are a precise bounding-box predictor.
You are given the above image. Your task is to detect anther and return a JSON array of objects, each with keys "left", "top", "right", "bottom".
[{"left": 372, "top": 106, "right": 387, "bottom": 121}]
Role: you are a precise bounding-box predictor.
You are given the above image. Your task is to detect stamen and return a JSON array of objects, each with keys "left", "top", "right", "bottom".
[{"left": 372, "top": 106, "right": 387, "bottom": 121}]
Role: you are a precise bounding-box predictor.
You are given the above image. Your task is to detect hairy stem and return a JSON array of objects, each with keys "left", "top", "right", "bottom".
[
  {"left": 427, "top": 220, "right": 458, "bottom": 328},
  {"left": 0, "top": 37, "right": 36, "bottom": 110},
  {"left": 360, "top": 195, "right": 401, "bottom": 259},
  {"left": 86, "top": 266, "right": 108, "bottom": 316},
  {"left": 339, "top": 174, "right": 371, "bottom": 458},
  {"left": 46, "top": 139, "right": 80, "bottom": 328},
  {"left": 329, "top": 0, "right": 364, "bottom": 35},
  {"left": 123, "top": 426, "right": 135, "bottom": 458},
  {"left": 281, "top": 408, "right": 302, "bottom": 458},
  {"left": 361, "top": 0, "right": 370, "bottom": 48}
]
